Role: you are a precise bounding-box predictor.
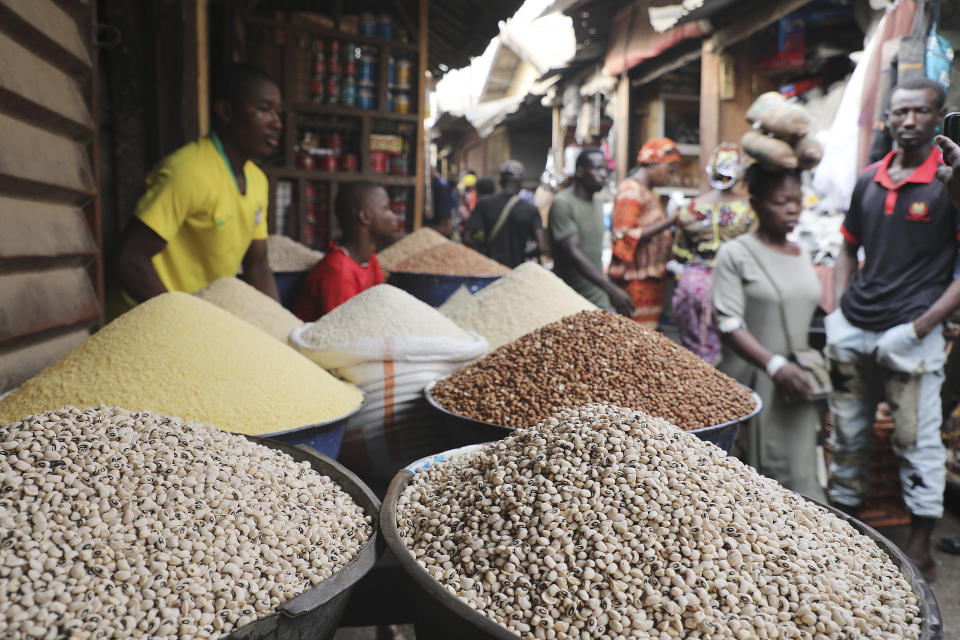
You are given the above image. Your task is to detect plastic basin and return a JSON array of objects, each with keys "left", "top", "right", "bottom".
[
  {"left": 261, "top": 403, "right": 363, "bottom": 459},
  {"left": 229, "top": 438, "right": 382, "bottom": 640},
  {"left": 423, "top": 379, "right": 762, "bottom": 454},
  {"left": 387, "top": 271, "right": 502, "bottom": 307},
  {"left": 381, "top": 457, "right": 941, "bottom": 640},
  {"left": 274, "top": 270, "right": 309, "bottom": 312}
]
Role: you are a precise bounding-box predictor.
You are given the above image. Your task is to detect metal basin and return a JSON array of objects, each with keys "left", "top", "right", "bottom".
[
  {"left": 423, "top": 379, "right": 762, "bottom": 454},
  {"left": 381, "top": 458, "right": 941, "bottom": 640},
  {"left": 228, "top": 438, "right": 382, "bottom": 640}
]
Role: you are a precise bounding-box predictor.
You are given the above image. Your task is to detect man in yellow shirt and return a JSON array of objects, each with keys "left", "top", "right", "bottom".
[{"left": 115, "top": 63, "right": 282, "bottom": 304}]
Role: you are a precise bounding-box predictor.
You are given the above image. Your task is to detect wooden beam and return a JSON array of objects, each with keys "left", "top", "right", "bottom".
[
  {"left": 412, "top": 0, "right": 427, "bottom": 231},
  {"left": 699, "top": 38, "right": 720, "bottom": 175},
  {"left": 615, "top": 73, "right": 629, "bottom": 184},
  {"left": 711, "top": 0, "right": 810, "bottom": 52},
  {"left": 182, "top": 0, "right": 209, "bottom": 140}
]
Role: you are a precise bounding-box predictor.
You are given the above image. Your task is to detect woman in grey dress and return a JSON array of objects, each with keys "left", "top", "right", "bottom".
[{"left": 712, "top": 165, "right": 825, "bottom": 500}]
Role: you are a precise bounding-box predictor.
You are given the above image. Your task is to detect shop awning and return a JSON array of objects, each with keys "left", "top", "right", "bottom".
[{"left": 603, "top": 2, "right": 709, "bottom": 76}]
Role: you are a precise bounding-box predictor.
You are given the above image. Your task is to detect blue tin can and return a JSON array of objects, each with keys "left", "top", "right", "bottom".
[
  {"left": 357, "top": 88, "right": 376, "bottom": 110},
  {"left": 359, "top": 12, "right": 377, "bottom": 37},
  {"left": 377, "top": 13, "right": 393, "bottom": 40},
  {"left": 358, "top": 49, "right": 377, "bottom": 85}
]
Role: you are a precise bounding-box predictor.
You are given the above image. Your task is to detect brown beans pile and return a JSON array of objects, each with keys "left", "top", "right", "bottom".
[
  {"left": 392, "top": 242, "right": 510, "bottom": 277},
  {"left": 431, "top": 310, "right": 756, "bottom": 430}
]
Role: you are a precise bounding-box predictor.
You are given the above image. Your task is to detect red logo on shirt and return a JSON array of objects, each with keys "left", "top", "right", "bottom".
[{"left": 906, "top": 201, "right": 930, "bottom": 222}]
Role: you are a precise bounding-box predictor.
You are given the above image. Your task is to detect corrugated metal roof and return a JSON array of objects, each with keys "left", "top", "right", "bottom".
[
  {"left": 649, "top": 0, "right": 740, "bottom": 33},
  {"left": 428, "top": 0, "right": 527, "bottom": 74}
]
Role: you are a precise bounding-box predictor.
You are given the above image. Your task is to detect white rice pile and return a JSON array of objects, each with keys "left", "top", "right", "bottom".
[
  {"left": 299, "top": 284, "right": 471, "bottom": 347},
  {"left": 267, "top": 234, "right": 324, "bottom": 272},
  {"left": 194, "top": 277, "right": 302, "bottom": 343},
  {"left": 440, "top": 262, "right": 597, "bottom": 349},
  {"left": 438, "top": 285, "right": 474, "bottom": 314}
]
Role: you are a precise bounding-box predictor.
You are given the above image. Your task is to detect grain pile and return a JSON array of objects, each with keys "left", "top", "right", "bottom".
[
  {"left": 441, "top": 263, "right": 597, "bottom": 350},
  {"left": 377, "top": 227, "right": 450, "bottom": 271},
  {"left": 0, "top": 406, "right": 372, "bottom": 638},
  {"left": 398, "top": 404, "right": 922, "bottom": 640},
  {"left": 0, "top": 293, "right": 362, "bottom": 434},
  {"left": 194, "top": 277, "right": 302, "bottom": 343},
  {"left": 392, "top": 242, "right": 510, "bottom": 277},
  {"left": 438, "top": 285, "right": 474, "bottom": 315},
  {"left": 266, "top": 234, "right": 324, "bottom": 272},
  {"left": 298, "top": 284, "right": 471, "bottom": 347},
  {"left": 431, "top": 310, "right": 755, "bottom": 430}
]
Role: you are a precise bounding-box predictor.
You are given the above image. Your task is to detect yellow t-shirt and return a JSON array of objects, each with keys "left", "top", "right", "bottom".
[{"left": 134, "top": 135, "right": 268, "bottom": 295}]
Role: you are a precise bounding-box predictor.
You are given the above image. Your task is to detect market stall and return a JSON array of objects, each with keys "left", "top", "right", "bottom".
[{"left": 0, "top": 245, "right": 943, "bottom": 637}]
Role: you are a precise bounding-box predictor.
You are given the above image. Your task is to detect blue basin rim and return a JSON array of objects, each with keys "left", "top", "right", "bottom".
[{"left": 257, "top": 401, "right": 365, "bottom": 439}]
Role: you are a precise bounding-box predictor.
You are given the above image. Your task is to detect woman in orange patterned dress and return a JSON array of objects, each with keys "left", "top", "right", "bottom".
[{"left": 608, "top": 138, "right": 681, "bottom": 328}]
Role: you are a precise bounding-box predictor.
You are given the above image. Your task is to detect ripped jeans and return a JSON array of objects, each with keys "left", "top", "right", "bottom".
[{"left": 824, "top": 310, "right": 946, "bottom": 518}]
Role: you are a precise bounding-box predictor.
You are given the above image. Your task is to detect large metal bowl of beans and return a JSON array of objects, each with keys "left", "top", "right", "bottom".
[
  {"left": 386, "top": 241, "right": 510, "bottom": 307},
  {"left": 382, "top": 404, "right": 941, "bottom": 640},
  {"left": 0, "top": 406, "right": 381, "bottom": 640},
  {"left": 426, "top": 310, "right": 762, "bottom": 453},
  {"left": 425, "top": 380, "right": 759, "bottom": 454}
]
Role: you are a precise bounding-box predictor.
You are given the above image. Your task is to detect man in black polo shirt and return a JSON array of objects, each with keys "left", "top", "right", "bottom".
[
  {"left": 464, "top": 160, "right": 546, "bottom": 268},
  {"left": 825, "top": 78, "right": 960, "bottom": 579}
]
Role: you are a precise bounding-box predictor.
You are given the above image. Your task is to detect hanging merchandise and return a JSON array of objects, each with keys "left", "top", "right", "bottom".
[{"left": 926, "top": 1, "right": 953, "bottom": 91}]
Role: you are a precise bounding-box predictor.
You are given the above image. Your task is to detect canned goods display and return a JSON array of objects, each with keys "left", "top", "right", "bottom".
[{"left": 370, "top": 151, "right": 388, "bottom": 174}]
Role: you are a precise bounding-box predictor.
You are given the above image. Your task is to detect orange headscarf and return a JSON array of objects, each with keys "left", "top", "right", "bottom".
[{"left": 638, "top": 138, "right": 681, "bottom": 165}]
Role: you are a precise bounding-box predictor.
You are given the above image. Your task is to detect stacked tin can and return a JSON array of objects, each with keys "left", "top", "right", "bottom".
[
  {"left": 310, "top": 39, "right": 325, "bottom": 104},
  {"left": 326, "top": 39, "right": 340, "bottom": 105}
]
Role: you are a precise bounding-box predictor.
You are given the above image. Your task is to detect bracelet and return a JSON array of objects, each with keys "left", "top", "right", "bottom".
[{"left": 765, "top": 354, "right": 788, "bottom": 378}]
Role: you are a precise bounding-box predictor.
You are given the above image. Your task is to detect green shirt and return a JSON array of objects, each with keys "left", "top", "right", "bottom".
[{"left": 548, "top": 187, "right": 610, "bottom": 308}]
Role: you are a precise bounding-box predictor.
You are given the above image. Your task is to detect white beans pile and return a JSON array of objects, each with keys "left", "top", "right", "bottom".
[
  {"left": 397, "top": 405, "right": 922, "bottom": 640},
  {"left": 0, "top": 406, "right": 372, "bottom": 639}
]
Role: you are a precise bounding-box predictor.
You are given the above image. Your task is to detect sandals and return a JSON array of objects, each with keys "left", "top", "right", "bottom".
[{"left": 936, "top": 536, "right": 960, "bottom": 555}]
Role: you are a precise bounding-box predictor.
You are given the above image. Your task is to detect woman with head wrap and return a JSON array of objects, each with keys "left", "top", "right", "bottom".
[
  {"left": 712, "top": 163, "right": 825, "bottom": 501},
  {"left": 608, "top": 138, "right": 681, "bottom": 328},
  {"left": 672, "top": 143, "right": 755, "bottom": 364}
]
